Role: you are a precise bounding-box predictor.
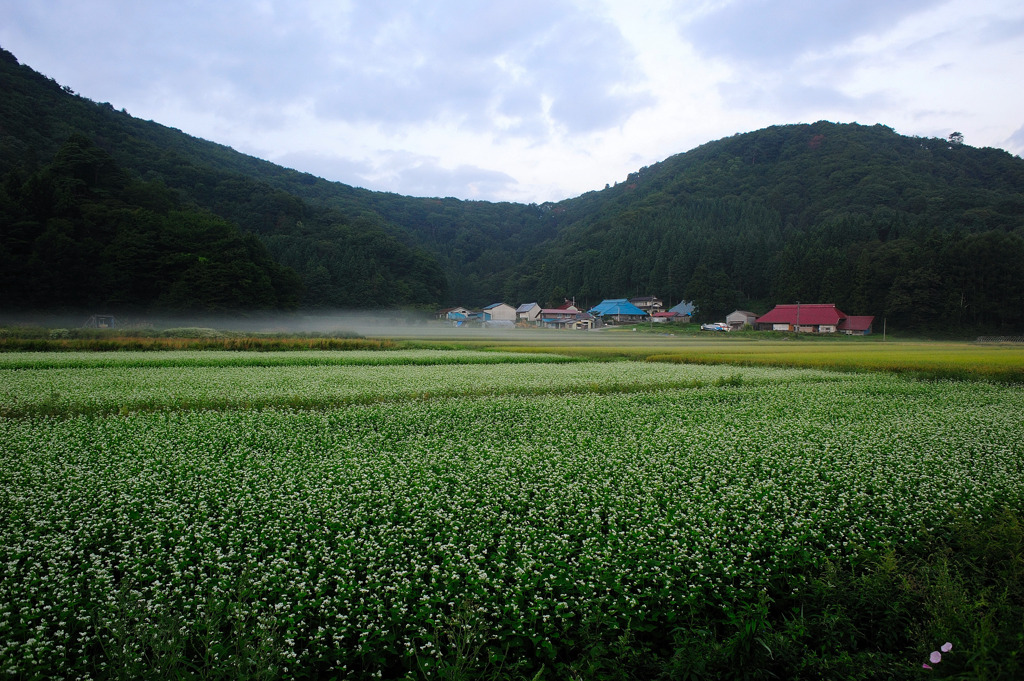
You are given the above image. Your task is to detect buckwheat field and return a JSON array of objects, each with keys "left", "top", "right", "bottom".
[{"left": 2, "top": 350, "right": 1022, "bottom": 679}]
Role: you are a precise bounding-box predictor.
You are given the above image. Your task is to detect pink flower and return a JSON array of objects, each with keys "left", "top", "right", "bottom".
[{"left": 922, "top": 641, "right": 952, "bottom": 669}]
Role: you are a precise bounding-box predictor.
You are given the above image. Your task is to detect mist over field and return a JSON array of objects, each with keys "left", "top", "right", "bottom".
[
  {"left": 0, "top": 309, "right": 427, "bottom": 334},
  {"left": 0, "top": 309, "right": 597, "bottom": 346}
]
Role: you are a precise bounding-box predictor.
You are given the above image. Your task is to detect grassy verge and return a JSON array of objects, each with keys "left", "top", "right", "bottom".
[
  {"left": 4, "top": 326, "right": 1024, "bottom": 384},
  {"left": 645, "top": 350, "right": 1024, "bottom": 384},
  {"left": 542, "top": 507, "right": 1024, "bottom": 681},
  {"left": 404, "top": 336, "right": 1024, "bottom": 384}
]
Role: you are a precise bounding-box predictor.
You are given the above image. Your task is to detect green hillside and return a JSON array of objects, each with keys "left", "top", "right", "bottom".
[
  {"left": 0, "top": 47, "right": 448, "bottom": 313},
  {"left": 520, "top": 123, "right": 1024, "bottom": 329},
  {"left": 0, "top": 132, "right": 304, "bottom": 313},
  {"left": 2, "top": 46, "right": 1023, "bottom": 330}
]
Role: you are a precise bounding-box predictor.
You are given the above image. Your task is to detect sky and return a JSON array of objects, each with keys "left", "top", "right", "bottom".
[{"left": 2, "top": 0, "right": 1023, "bottom": 204}]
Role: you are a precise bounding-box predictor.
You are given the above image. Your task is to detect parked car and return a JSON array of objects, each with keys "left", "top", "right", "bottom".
[{"left": 700, "top": 322, "right": 729, "bottom": 331}]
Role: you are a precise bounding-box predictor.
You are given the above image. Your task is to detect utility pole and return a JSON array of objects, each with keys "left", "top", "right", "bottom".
[{"left": 796, "top": 300, "right": 800, "bottom": 334}]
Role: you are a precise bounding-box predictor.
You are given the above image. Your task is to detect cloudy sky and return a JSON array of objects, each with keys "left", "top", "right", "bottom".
[{"left": 2, "top": 0, "right": 1023, "bottom": 203}]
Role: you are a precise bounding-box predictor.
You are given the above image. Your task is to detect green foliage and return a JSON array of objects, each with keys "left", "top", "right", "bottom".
[
  {"left": 518, "top": 123, "right": 1024, "bottom": 331},
  {"left": 747, "top": 507, "right": 1024, "bottom": 681},
  {"left": 0, "top": 48, "right": 447, "bottom": 311},
  {"left": 3, "top": 46, "right": 1023, "bottom": 326},
  {"left": 0, "top": 135, "right": 302, "bottom": 312}
]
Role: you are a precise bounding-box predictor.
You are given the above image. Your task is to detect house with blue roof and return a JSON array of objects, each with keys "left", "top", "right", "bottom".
[
  {"left": 516, "top": 302, "right": 541, "bottom": 325},
  {"left": 588, "top": 299, "right": 648, "bottom": 324},
  {"left": 436, "top": 306, "right": 470, "bottom": 321},
  {"left": 669, "top": 300, "right": 697, "bottom": 317},
  {"left": 436, "top": 306, "right": 485, "bottom": 326}
]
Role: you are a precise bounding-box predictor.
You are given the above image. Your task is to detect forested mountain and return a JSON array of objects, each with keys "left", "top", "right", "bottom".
[
  {"left": 0, "top": 47, "right": 448, "bottom": 312},
  {"left": 518, "top": 122, "right": 1024, "bottom": 329},
  {"left": 0, "top": 133, "right": 301, "bottom": 312},
  {"left": 2, "top": 46, "right": 1023, "bottom": 330}
]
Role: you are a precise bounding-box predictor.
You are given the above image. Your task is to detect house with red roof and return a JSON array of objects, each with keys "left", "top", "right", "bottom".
[
  {"left": 839, "top": 316, "right": 875, "bottom": 335},
  {"left": 755, "top": 304, "right": 874, "bottom": 335}
]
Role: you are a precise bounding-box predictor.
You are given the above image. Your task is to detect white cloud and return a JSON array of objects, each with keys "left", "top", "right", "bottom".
[
  {"left": 1008, "top": 124, "right": 1024, "bottom": 156},
  {"left": 1, "top": 0, "right": 1022, "bottom": 201},
  {"left": 274, "top": 148, "right": 520, "bottom": 200},
  {"left": 679, "top": 0, "right": 943, "bottom": 65}
]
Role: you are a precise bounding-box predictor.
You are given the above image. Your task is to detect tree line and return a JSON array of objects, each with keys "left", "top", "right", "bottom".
[
  {"left": 0, "top": 134, "right": 302, "bottom": 312},
  {"left": 508, "top": 123, "right": 1024, "bottom": 331},
  {"left": 3, "top": 45, "right": 1023, "bottom": 330}
]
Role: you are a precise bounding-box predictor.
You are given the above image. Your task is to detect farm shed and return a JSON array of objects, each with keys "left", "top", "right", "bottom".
[
  {"left": 436, "top": 306, "right": 470, "bottom": 321},
  {"left": 838, "top": 316, "right": 874, "bottom": 335},
  {"left": 726, "top": 310, "right": 758, "bottom": 330},
  {"left": 443, "top": 307, "right": 484, "bottom": 326},
  {"left": 83, "top": 314, "right": 116, "bottom": 328}
]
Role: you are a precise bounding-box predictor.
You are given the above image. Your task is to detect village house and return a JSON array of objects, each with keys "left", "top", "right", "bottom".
[
  {"left": 539, "top": 310, "right": 596, "bottom": 330},
  {"left": 755, "top": 304, "right": 874, "bottom": 335},
  {"left": 629, "top": 296, "right": 664, "bottom": 314},
  {"left": 589, "top": 299, "right": 648, "bottom": 324},
  {"left": 668, "top": 301, "right": 696, "bottom": 319},
  {"left": 482, "top": 302, "right": 517, "bottom": 323},
  {"left": 516, "top": 302, "right": 541, "bottom": 325},
  {"left": 539, "top": 306, "right": 581, "bottom": 328},
  {"left": 439, "top": 297, "right": 704, "bottom": 331}
]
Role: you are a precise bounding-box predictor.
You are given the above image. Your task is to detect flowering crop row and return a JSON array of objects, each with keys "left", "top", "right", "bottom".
[
  {"left": 1, "top": 356, "right": 1023, "bottom": 678},
  {"left": 0, "top": 358, "right": 831, "bottom": 417},
  {"left": 0, "top": 349, "right": 579, "bottom": 371}
]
